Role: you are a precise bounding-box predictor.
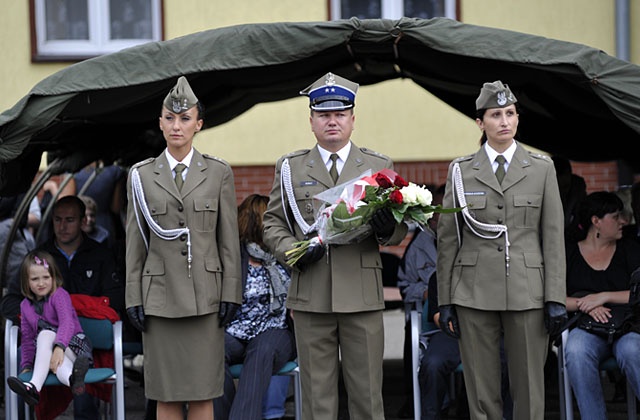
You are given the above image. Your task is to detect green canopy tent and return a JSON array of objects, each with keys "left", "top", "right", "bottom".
[{"left": 2, "top": 16, "right": 640, "bottom": 196}]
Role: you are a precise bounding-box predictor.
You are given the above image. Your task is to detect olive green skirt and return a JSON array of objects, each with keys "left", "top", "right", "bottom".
[{"left": 142, "top": 313, "right": 224, "bottom": 401}]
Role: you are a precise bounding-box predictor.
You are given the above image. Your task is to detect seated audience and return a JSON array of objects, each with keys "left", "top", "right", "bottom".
[
  {"left": 564, "top": 191, "right": 640, "bottom": 420},
  {"left": 214, "top": 194, "right": 296, "bottom": 420}
]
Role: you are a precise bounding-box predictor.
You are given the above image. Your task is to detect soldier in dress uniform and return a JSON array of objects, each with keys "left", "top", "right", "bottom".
[
  {"left": 436, "top": 80, "right": 567, "bottom": 420},
  {"left": 125, "top": 76, "right": 242, "bottom": 420},
  {"left": 263, "top": 72, "right": 408, "bottom": 420}
]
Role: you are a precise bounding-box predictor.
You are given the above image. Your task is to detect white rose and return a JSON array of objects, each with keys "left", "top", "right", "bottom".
[
  {"left": 416, "top": 186, "right": 433, "bottom": 207},
  {"left": 400, "top": 183, "right": 418, "bottom": 204}
]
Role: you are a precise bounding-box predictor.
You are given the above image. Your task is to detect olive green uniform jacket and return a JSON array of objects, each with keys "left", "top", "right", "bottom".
[
  {"left": 263, "top": 143, "right": 407, "bottom": 313},
  {"left": 125, "top": 149, "right": 242, "bottom": 318},
  {"left": 437, "top": 144, "right": 566, "bottom": 311}
]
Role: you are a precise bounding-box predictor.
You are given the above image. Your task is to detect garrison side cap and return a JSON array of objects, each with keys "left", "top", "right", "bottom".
[
  {"left": 475, "top": 80, "right": 517, "bottom": 110},
  {"left": 163, "top": 76, "right": 199, "bottom": 114},
  {"left": 300, "top": 72, "right": 359, "bottom": 111}
]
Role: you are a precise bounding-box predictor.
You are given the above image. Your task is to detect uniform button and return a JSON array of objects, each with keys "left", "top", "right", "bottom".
[
  {"left": 498, "top": 246, "right": 504, "bottom": 252},
  {"left": 178, "top": 205, "right": 184, "bottom": 212},
  {"left": 179, "top": 220, "right": 185, "bottom": 227},
  {"left": 206, "top": 203, "right": 210, "bottom": 208},
  {"left": 180, "top": 234, "right": 187, "bottom": 241},
  {"left": 305, "top": 192, "right": 310, "bottom": 198},
  {"left": 145, "top": 269, "right": 150, "bottom": 273},
  {"left": 528, "top": 200, "right": 532, "bottom": 204},
  {"left": 497, "top": 218, "right": 503, "bottom": 224},
  {"left": 497, "top": 204, "right": 503, "bottom": 209},
  {"left": 181, "top": 249, "right": 187, "bottom": 256},
  {"left": 151, "top": 208, "right": 156, "bottom": 213}
]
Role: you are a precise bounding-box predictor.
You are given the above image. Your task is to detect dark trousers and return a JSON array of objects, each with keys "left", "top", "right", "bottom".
[
  {"left": 214, "top": 328, "right": 296, "bottom": 420},
  {"left": 73, "top": 393, "right": 100, "bottom": 420}
]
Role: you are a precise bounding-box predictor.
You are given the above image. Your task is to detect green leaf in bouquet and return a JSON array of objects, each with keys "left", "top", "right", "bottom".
[
  {"left": 331, "top": 202, "right": 366, "bottom": 232},
  {"left": 391, "top": 208, "right": 404, "bottom": 224},
  {"left": 363, "top": 185, "right": 382, "bottom": 203}
]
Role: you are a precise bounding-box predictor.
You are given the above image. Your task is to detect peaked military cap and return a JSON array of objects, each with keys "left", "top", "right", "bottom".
[
  {"left": 300, "top": 72, "right": 359, "bottom": 111},
  {"left": 475, "top": 80, "right": 518, "bottom": 110},
  {"left": 163, "top": 76, "right": 199, "bottom": 113}
]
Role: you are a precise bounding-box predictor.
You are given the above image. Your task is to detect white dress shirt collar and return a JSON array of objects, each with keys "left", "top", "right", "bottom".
[
  {"left": 485, "top": 141, "right": 517, "bottom": 171},
  {"left": 317, "top": 142, "right": 351, "bottom": 173},
  {"left": 165, "top": 148, "right": 194, "bottom": 171}
]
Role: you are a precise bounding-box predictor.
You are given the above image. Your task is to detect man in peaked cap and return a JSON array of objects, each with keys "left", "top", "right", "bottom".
[
  {"left": 263, "top": 72, "right": 408, "bottom": 420},
  {"left": 125, "top": 76, "right": 242, "bottom": 419},
  {"left": 436, "top": 80, "right": 566, "bottom": 420}
]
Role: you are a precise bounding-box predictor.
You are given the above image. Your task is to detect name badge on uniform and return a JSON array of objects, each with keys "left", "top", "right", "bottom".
[
  {"left": 300, "top": 180, "right": 317, "bottom": 186},
  {"left": 464, "top": 191, "right": 486, "bottom": 196}
]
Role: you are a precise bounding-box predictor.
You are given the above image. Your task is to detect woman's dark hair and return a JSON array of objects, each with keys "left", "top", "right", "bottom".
[
  {"left": 567, "top": 191, "right": 623, "bottom": 242},
  {"left": 237, "top": 194, "right": 269, "bottom": 248},
  {"left": 476, "top": 103, "right": 522, "bottom": 145}
]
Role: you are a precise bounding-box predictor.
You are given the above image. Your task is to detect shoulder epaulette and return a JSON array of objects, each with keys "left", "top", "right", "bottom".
[
  {"left": 284, "top": 149, "right": 310, "bottom": 159},
  {"left": 452, "top": 154, "right": 474, "bottom": 163},
  {"left": 202, "top": 153, "right": 230, "bottom": 167},
  {"left": 528, "top": 152, "right": 551, "bottom": 162},
  {"left": 131, "top": 157, "right": 154, "bottom": 169},
  {"left": 360, "top": 147, "right": 390, "bottom": 160}
]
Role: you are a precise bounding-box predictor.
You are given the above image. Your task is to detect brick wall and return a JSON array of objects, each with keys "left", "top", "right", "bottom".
[
  {"left": 232, "top": 160, "right": 623, "bottom": 204},
  {"left": 232, "top": 160, "right": 626, "bottom": 259}
]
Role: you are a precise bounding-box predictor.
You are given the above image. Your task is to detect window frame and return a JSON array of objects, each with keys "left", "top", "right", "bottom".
[
  {"left": 329, "top": 0, "right": 459, "bottom": 21},
  {"left": 29, "top": 0, "right": 164, "bottom": 62}
]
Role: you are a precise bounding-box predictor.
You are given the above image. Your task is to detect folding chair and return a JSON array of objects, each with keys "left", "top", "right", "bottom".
[
  {"left": 557, "top": 328, "right": 637, "bottom": 420},
  {"left": 4, "top": 317, "right": 125, "bottom": 420},
  {"left": 229, "top": 359, "right": 302, "bottom": 420},
  {"left": 410, "top": 300, "right": 463, "bottom": 420}
]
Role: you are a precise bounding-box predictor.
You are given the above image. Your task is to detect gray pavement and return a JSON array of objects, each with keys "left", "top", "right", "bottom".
[{"left": 2, "top": 309, "right": 636, "bottom": 419}]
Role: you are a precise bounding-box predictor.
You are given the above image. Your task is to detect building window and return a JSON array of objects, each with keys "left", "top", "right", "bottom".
[
  {"left": 30, "top": 0, "right": 163, "bottom": 62},
  {"left": 330, "top": 0, "right": 458, "bottom": 20}
]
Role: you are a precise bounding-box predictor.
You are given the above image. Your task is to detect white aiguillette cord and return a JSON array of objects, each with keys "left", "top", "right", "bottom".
[
  {"left": 131, "top": 168, "right": 193, "bottom": 277},
  {"left": 452, "top": 162, "right": 510, "bottom": 276},
  {"left": 281, "top": 158, "right": 318, "bottom": 236}
]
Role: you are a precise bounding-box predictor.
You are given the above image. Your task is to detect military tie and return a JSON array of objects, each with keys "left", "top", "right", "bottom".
[
  {"left": 329, "top": 153, "right": 339, "bottom": 183},
  {"left": 495, "top": 155, "right": 506, "bottom": 184},
  {"left": 174, "top": 163, "right": 186, "bottom": 191}
]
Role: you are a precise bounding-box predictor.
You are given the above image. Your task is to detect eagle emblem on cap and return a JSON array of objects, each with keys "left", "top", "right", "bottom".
[
  {"left": 172, "top": 100, "right": 182, "bottom": 113},
  {"left": 325, "top": 72, "right": 336, "bottom": 86},
  {"left": 497, "top": 91, "right": 507, "bottom": 106}
]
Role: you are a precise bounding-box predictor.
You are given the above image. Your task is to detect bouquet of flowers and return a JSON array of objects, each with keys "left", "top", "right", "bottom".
[{"left": 285, "top": 168, "right": 460, "bottom": 266}]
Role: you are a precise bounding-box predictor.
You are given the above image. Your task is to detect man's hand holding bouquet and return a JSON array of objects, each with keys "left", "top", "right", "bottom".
[{"left": 285, "top": 168, "right": 460, "bottom": 267}]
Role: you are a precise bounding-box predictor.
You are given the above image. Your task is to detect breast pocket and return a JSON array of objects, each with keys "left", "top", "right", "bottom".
[
  {"left": 465, "top": 195, "right": 487, "bottom": 220},
  {"left": 193, "top": 198, "right": 217, "bottom": 231},
  {"left": 293, "top": 184, "right": 326, "bottom": 223},
  {"left": 148, "top": 200, "right": 167, "bottom": 226},
  {"left": 513, "top": 195, "right": 542, "bottom": 228}
]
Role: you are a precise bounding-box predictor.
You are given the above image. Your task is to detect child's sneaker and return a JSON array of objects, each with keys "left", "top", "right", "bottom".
[
  {"left": 7, "top": 376, "right": 40, "bottom": 406},
  {"left": 70, "top": 356, "right": 90, "bottom": 396}
]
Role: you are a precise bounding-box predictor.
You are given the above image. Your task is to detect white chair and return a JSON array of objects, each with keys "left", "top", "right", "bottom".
[
  {"left": 4, "top": 317, "right": 125, "bottom": 420},
  {"left": 410, "top": 300, "right": 463, "bottom": 420},
  {"left": 557, "top": 328, "right": 637, "bottom": 420}
]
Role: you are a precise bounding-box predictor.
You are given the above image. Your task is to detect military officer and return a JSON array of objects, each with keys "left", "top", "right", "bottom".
[
  {"left": 125, "top": 76, "right": 242, "bottom": 420},
  {"left": 263, "top": 72, "right": 407, "bottom": 420},
  {"left": 436, "top": 80, "right": 567, "bottom": 420}
]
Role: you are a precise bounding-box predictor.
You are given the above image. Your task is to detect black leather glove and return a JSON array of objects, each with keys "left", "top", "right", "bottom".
[
  {"left": 126, "top": 306, "right": 146, "bottom": 333},
  {"left": 295, "top": 238, "right": 325, "bottom": 267},
  {"left": 369, "top": 207, "right": 396, "bottom": 238},
  {"left": 438, "top": 304, "right": 460, "bottom": 339},
  {"left": 218, "top": 302, "right": 240, "bottom": 327},
  {"left": 544, "top": 301, "right": 568, "bottom": 337}
]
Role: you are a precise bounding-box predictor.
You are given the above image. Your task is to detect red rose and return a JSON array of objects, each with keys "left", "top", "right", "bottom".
[
  {"left": 394, "top": 175, "right": 409, "bottom": 188},
  {"left": 389, "top": 189, "right": 404, "bottom": 204},
  {"left": 375, "top": 173, "right": 393, "bottom": 189}
]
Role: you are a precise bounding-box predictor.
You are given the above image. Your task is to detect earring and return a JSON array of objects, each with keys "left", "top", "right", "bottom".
[{"left": 596, "top": 230, "right": 600, "bottom": 239}]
